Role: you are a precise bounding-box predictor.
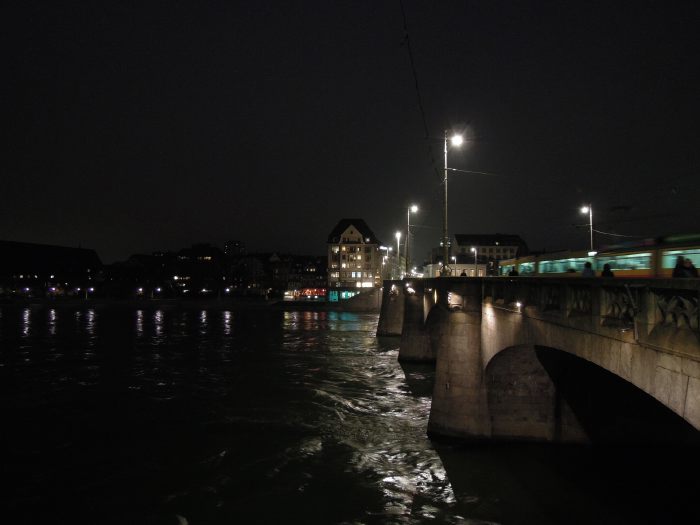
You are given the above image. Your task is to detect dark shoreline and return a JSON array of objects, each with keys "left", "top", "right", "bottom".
[{"left": 0, "top": 297, "right": 380, "bottom": 312}]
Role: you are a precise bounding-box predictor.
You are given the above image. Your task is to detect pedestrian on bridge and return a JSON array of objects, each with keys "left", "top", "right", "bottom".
[
  {"left": 601, "top": 264, "right": 614, "bottom": 278},
  {"left": 673, "top": 256, "right": 698, "bottom": 277},
  {"left": 581, "top": 261, "right": 595, "bottom": 277},
  {"left": 683, "top": 258, "right": 698, "bottom": 277}
]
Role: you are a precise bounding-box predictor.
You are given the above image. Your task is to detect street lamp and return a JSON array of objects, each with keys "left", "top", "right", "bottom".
[
  {"left": 395, "top": 231, "right": 402, "bottom": 279},
  {"left": 581, "top": 205, "right": 593, "bottom": 252},
  {"left": 442, "top": 131, "right": 464, "bottom": 276},
  {"left": 406, "top": 204, "right": 418, "bottom": 275},
  {"left": 471, "top": 247, "right": 477, "bottom": 276},
  {"left": 379, "top": 246, "right": 392, "bottom": 280}
]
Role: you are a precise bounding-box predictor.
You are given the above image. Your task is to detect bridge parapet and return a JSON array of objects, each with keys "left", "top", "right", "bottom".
[
  {"left": 481, "top": 278, "right": 700, "bottom": 356},
  {"left": 378, "top": 277, "right": 700, "bottom": 442}
]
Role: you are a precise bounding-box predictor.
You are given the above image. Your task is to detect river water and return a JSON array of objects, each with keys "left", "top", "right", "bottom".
[{"left": 0, "top": 306, "right": 696, "bottom": 524}]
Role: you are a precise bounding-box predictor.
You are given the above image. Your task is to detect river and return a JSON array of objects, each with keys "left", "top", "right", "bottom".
[{"left": 0, "top": 306, "right": 695, "bottom": 524}]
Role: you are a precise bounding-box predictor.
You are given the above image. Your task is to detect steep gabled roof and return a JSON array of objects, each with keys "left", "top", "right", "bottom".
[{"left": 327, "top": 218, "right": 382, "bottom": 245}]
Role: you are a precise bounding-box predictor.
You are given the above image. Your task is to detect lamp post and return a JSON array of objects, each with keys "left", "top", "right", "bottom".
[
  {"left": 395, "top": 231, "right": 402, "bottom": 279},
  {"left": 405, "top": 204, "right": 418, "bottom": 275},
  {"left": 471, "top": 247, "right": 477, "bottom": 276},
  {"left": 581, "top": 204, "right": 593, "bottom": 252},
  {"left": 442, "top": 130, "right": 463, "bottom": 276},
  {"left": 379, "top": 246, "right": 392, "bottom": 280}
]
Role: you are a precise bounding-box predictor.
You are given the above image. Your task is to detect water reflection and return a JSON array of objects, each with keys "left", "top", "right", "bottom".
[
  {"left": 222, "top": 311, "right": 232, "bottom": 336},
  {"left": 21, "top": 308, "right": 30, "bottom": 337},
  {"left": 154, "top": 309, "right": 164, "bottom": 337},
  {"left": 135, "top": 309, "right": 144, "bottom": 337},
  {"left": 284, "top": 310, "right": 328, "bottom": 331},
  {"left": 199, "top": 310, "right": 209, "bottom": 336},
  {"left": 48, "top": 308, "right": 57, "bottom": 337},
  {"left": 85, "top": 309, "right": 96, "bottom": 338}
]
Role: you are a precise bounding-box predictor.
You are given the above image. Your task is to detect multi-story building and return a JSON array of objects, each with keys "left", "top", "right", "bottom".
[
  {"left": 0, "top": 240, "right": 102, "bottom": 297},
  {"left": 327, "top": 219, "right": 383, "bottom": 288},
  {"left": 453, "top": 234, "right": 528, "bottom": 262}
]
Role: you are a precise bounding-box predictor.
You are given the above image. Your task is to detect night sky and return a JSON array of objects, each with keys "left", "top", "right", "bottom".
[{"left": 5, "top": 1, "right": 700, "bottom": 263}]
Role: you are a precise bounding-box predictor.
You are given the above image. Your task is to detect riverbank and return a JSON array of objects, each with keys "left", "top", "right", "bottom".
[{"left": 0, "top": 296, "right": 381, "bottom": 312}]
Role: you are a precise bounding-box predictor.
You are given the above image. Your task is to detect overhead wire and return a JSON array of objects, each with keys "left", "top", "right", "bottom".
[
  {"left": 398, "top": 0, "right": 442, "bottom": 183},
  {"left": 592, "top": 229, "right": 644, "bottom": 239}
]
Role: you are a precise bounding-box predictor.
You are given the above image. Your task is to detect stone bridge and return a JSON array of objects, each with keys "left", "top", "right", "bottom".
[{"left": 377, "top": 277, "right": 700, "bottom": 444}]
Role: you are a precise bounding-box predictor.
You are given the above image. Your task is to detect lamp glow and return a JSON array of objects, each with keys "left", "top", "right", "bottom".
[
  {"left": 395, "top": 231, "right": 402, "bottom": 279},
  {"left": 405, "top": 204, "right": 419, "bottom": 275},
  {"left": 442, "top": 130, "right": 465, "bottom": 275},
  {"left": 580, "top": 204, "right": 594, "bottom": 251}
]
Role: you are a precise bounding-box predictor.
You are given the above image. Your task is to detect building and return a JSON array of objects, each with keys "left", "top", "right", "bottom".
[
  {"left": 0, "top": 240, "right": 102, "bottom": 297},
  {"left": 453, "top": 234, "right": 528, "bottom": 263},
  {"left": 423, "top": 254, "right": 488, "bottom": 278},
  {"left": 423, "top": 234, "right": 527, "bottom": 277},
  {"left": 224, "top": 240, "right": 246, "bottom": 257},
  {"left": 327, "top": 219, "right": 383, "bottom": 288}
]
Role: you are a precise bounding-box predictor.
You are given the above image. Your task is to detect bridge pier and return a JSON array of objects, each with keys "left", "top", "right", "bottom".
[
  {"left": 376, "top": 280, "right": 404, "bottom": 336},
  {"left": 398, "top": 280, "right": 435, "bottom": 362},
  {"left": 427, "top": 280, "right": 491, "bottom": 440}
]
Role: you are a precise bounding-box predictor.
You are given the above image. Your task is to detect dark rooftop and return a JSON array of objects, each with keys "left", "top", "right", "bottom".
[{"left": 327, "top": 219, "right": 382, "bottom": 245}]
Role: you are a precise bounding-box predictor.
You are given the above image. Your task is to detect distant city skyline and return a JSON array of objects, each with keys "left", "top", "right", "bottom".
[{"left": 5, "top": 2, "right": 699, "bottom": 263}]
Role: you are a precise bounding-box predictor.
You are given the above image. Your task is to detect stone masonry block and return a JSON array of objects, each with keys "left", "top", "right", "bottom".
[
  {"left": 652, "top": 366, "right": 674, "bottom": 406},
  {"left": 668, "top": 373, "right": 689, "bottom": 415},
  {"left": 607, "top": 342, "right": 622, "bottom": 376},
  {"left": 683, "top": 376, "right": 700, "bottom": 430},
  {"left": 620, "top": 344, "right": 633, "bottom": 380},
  {"left": 630, "top": 345, "right": 656, "bottom": 393},
  {"left": 681, "top": 357, "right": 700, "bottom": 379},
  {"left": 658, "top": 353, "right": 682, "bottom": 373}
]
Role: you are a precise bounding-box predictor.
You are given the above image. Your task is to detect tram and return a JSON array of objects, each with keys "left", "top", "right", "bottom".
[{"left": 498, "top": 234, "right": 700, "bottom": 278}]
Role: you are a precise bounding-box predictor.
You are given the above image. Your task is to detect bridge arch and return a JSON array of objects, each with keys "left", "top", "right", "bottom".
[
  {"left": 483, "top": 341, "right": 700, "bottom": 444},
  {"left": 480, "top": 296, "right": 700, "bottom": 434},
  {"left": 484, "top": 344, "right": 588, "bottom": 443},
  {"left": 534, "top": 345, "right": 700, "bottom": 445}
]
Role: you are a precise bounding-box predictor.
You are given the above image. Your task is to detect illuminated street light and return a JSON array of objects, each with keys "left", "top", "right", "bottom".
[
  {"left": 405, "top": 204, "right": 418, "bottom": 275},
  {"left": 442, "top": 130, "right": 464, "bottom": 276},
  {"left": 581, "top": 204, "right": 593, "bottom": 252},
  {"left": 379, "top": 246, "right": 392, "bottom": 280},
  {"left": 395, "top": 231, "right": 402, "bottom": 279},
  {"left": 471, "top": 247, "right": 477, "bottom": 276}
]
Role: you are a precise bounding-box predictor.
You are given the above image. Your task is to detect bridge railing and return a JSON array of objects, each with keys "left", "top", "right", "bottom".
[{"left": 480, "top": 277, "right": 699, "bottom": 354}]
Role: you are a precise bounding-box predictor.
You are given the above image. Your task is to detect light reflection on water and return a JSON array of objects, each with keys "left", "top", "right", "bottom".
[
  {"left": 222, "top": 310, "right": 232, "bottom": 336},
  {"left": 135, "top": 309, "right": 144, "bottom": 337},
  {"left": 0, "top": 307, "right": 693, "bottom": 524},
  {"left": 21, "top": 307, "right": 30, "bottom": 337},
  {"left": 48, "top": 308, "right": 57, "bottom": 337}
]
